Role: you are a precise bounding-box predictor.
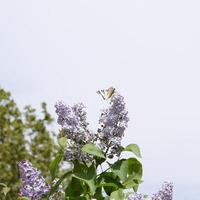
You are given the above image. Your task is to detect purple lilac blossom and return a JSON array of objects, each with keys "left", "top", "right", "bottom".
[
  {"left": 55, "top": 101, "right": 94, "bottom": 162},
  {"left": 18, "top": 160, "right": 50, "bottom": 200},
  {"left": 151, "top": 181, "right": 173, "bottom": 200},
  {"left": 98, "top": 93, "right": 129, "bottom": 157},
  {"left": 55, "top": 102, "right": 93, "bottom": 142}
]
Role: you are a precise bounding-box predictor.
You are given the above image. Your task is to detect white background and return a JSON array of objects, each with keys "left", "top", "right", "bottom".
[{"left": 1, "top": 1, "right": 200, "bottom": 199}]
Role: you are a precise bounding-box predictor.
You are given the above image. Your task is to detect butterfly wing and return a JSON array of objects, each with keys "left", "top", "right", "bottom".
[
  {"left": 97, "top": 90, "right": 106, "bottom": 100},
  {"left": 105, "top": 87, "right": 115, "bottom": 99},
  {"left": 97, "top": 87, "right": 115, "bottom": 100}
]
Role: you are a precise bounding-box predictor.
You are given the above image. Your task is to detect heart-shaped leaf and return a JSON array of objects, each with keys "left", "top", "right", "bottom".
[
  {"left": 50, "top": 151, "right": 64, "bottom": 180},
  {"left": 110, "top": 189, "right": 125, "bottom": 200},
  {"left": 82, "top": 144, "right": 105, "bottom": 158},
  {"left": 111, "top": 158, "right": 143, "bottom": 192},
  {"left": 123, "top": 144, "right": 142, "bottom": 158},
  {"left": 73, "top": 164, "right": 97, "bottom": 195}
]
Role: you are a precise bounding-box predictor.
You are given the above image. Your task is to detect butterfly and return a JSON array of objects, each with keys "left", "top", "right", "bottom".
[{"left": 97, "top": 87, "right": 115, "bottom": 100}]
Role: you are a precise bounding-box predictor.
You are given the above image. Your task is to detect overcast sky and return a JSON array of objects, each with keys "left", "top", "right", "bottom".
[{"left": 0, "top": 1, "right": 200, "bottom": 199}]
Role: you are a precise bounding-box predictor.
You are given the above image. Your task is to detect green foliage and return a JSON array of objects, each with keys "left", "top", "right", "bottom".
[
  {"left": 50, "top": 150, "right": 64, "bottom": 181},
  {"left": 0, "top": 88, "right": 56, "bottom": 199},
  {"left": 24, "top": 102, "right": 56, "bottom": 178},
  {"left": 73, "top": 163, "right": 97, "bottom": 196},
  {"left": 111, "top": 158, "right": 143, "bottom": 188},
  {"left": 58, "top": 137, "right": 68, "bottom": 149},
  {"left": 123, "top": 144, "right": 142, "bottom": 158},
  {"left": 110, "top": 189, "right": 125, "bottom": 200},
  {"left": 48, "top": 142, "right": 143, "bottom": 199},
  {"left": 82, "top": 144, "right": 105, "bottom": 159},
  {"left": 98, "top": 172, "right": 123, "bottom": 196}
]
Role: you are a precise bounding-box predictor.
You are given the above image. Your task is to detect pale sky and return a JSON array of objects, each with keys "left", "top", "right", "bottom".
[{"left": 0, "top": 1, "right": 200, "bottom": 199}]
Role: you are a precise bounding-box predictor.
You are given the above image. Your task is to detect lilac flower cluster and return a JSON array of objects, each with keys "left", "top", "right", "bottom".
[
  {"left": 127, "top": 181, "right": 173, "bottom": 200},
  {"left": 98, "top": 93, "right": 129, "bottom": 157},
  {"left": 151, "top": 181, "right": 173, "bottom": 200},
  {"left": 55, "top": 101, "right": 94, "bottom": 162},
  {"left": 18, "top": 160, "right": 50, "bottom": 200},
  {"left": 127, "top": 193, "right": 145, "bottom": 200},
  {"left": 55, "top": 102, "right": 91, "bottom": 142}
]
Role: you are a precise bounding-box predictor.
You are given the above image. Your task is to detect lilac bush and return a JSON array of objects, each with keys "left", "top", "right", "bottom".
[{"left": 17, "top": 87, "right": 173, "bottom": 200}]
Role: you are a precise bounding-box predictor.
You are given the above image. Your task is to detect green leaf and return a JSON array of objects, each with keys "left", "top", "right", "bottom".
[
  {"left": 65, "top": 177, "right": 84, "bottom": 198},
  {"left": 110, "top": 189, "right": 125, "bottom": 200},
  {"left": 93, "top": 187, "right": 104, "bottom": 200},
  {"left": 73, "top": 164, "right": 97, "bottom": 195},
  {"left": 111, "top": 159, "right": 128, "bottom": 182},
  {"left": 123, "top": 144, "right": 142, "bottom": 158},
  {"left": 98, "top": 172, "right": 123, "bottom": 196},
  {"left": 127, "top": 158, "right": 143, "bottom": 180},
  {"left": 111, "top": 158, "right": 143, "bottom": 192},
  {"left": 58, "top": 137, "right": 67, "bottom": 149},
  {"left": 127, "top": 158, "right": 143, "bottom": 192},
  {"left": 82, "top": 144, "right": 105, "bottom": 158},
  {"left": 99, "top": 182, "right": 119, "bottom": 188},
  {"left": 73, "top": 161, "right": 87, "bottom": 173},
  {"left": 50, "top": 151, "right": 64, "bottom": 180},
  {"left": 123, "top": 176, "right": 142, "bottom": 189},
  {"left": 96, "top": 157, "right": 106, "bottom": 166}
]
